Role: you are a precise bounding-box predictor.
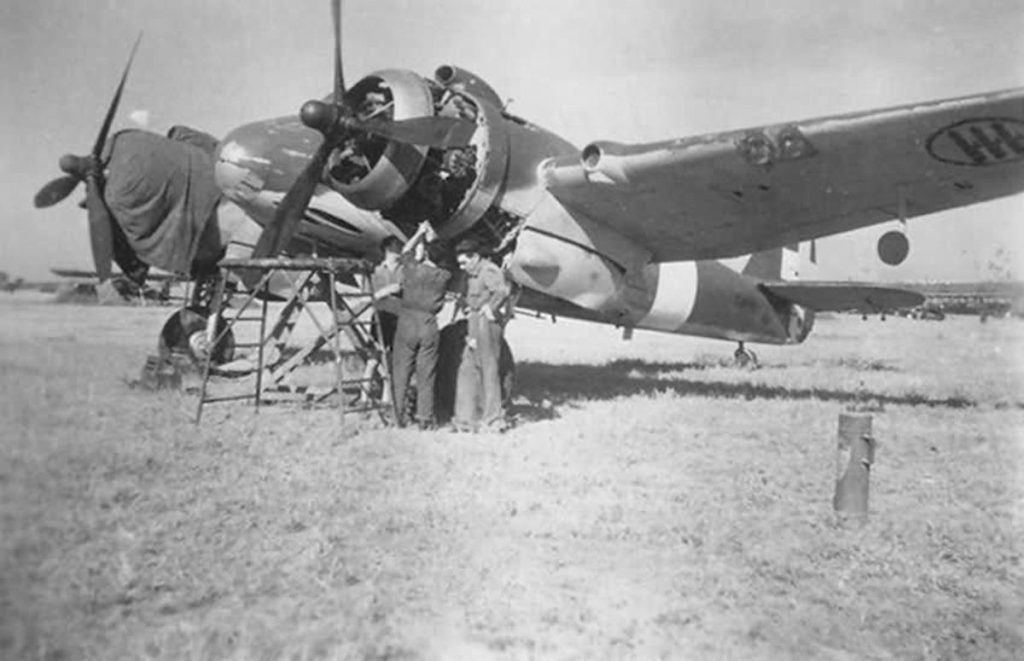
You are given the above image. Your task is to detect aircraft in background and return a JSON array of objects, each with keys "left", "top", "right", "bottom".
[
  {"left": 0, "top": 273, "right": 27, "bottom": 294},
  {"left": 0, "top": 271, "right": 64, "bottom": 294},
  {"left": 50, "top": 267, "right": 178, "bottom": 282},
  {"left": 894, "top": 280, "right": 1024, "bottom": 321},
  {"left": 34, "top": 3, "right": 1024, "bottom": 370},
  {"left": 49, "top": 267, "right": 184, "bottom": 305}
]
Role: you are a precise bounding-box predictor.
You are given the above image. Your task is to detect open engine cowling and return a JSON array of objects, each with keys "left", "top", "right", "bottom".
[
  {"left": 323, "top": 69, "right": 433, "bottom": 211},
  {"left": 322, "top": 68, "right": 510, "bottom": 244}
]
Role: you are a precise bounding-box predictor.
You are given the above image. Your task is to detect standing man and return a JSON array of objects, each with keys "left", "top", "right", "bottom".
[
  {"left": 356, "top": 235, "right": 403, "bottom": 406},
  {"left": 391, "top": 234, "right": 452, "bottom": 429},
  {"left": 370, "top": 235, "right": 404, "bottom": 346},
  {"left": 452, "top": 238, "right": 512, "bottom": 433}
]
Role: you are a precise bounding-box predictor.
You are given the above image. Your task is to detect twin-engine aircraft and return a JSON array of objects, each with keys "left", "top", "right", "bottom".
[{"left": 35, "top": 3, "right": 1024, "bottom": 367}]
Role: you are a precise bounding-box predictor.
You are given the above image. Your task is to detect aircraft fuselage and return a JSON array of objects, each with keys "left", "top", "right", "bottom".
[{"left": 215, "top": 65, "right": 813, "bottom": 345}]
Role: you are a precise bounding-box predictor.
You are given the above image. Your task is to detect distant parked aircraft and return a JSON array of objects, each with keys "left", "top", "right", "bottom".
[
  {"left": 50, "top": 267, "right": 181, "bottom": 305},
  {"left": 893, "top": 281, "right": 1024, "bottom": 320}
]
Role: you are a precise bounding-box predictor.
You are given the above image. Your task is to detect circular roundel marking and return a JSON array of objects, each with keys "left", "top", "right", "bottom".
[
  {"left": 926, "top": 117, "right": 1024, "bottom": 167},
  {"left": 877, "top": 230, "right": 909, "bottom": 266}
]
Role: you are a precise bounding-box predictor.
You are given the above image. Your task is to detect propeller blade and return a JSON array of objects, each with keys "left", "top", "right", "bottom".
[
  {"left": 251, "top": 139, "right": 334, "bottom": 259},
  {"left": 251, "top": 0, "right": 476, "bottom": 272},
  {"left": 331, "top": 0, "right": 345, "bottom": 103},
  {"left": 91, "top": 33, "right": 142, "bottom": 160},
  {"left": 353, "top": 115, "right": 477, "bottom": 150},
  {"left": 33, "top": 175, "right": 81, "bottom": 208},
  {"left": 84, "top": 176, "right": 115, "bottom": 282}
]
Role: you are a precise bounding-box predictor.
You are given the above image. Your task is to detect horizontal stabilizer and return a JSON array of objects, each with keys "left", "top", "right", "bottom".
[{"left": 761, "top": 281, "right": 924, "bottom": 312}]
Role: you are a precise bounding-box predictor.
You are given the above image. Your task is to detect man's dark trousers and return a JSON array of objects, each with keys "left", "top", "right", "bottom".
[{"left": 391, "top": 310, "right": 440, "bottom": 426}]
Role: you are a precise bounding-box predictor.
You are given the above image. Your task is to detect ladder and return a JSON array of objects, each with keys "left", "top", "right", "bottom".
[{"left": 194, "top": 257, "right": 396, "bottom": 429}]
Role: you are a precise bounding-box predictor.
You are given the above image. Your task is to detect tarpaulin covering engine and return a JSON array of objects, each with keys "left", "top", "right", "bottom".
[{"left": 102, "top": 130, "right": 222, "bottom": 274}]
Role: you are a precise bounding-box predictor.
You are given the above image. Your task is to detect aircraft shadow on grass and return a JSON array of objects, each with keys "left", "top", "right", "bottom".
[
  {"left": 509, "top": 359, "right": 988, "bottom": 423},
  {"left": 247, "top": 351, "right": 1011, "bottom": 423}
]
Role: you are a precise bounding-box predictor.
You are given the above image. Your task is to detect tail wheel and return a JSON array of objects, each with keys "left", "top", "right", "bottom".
[
  {"left": 158, "top": 306, "right": 235, "bottom": 366},
  {"left": 435, "top": 320, "right": 515, "bottom": 423},
  {"left": 733, "top": 343, "right": 758, "bottom": 368}
]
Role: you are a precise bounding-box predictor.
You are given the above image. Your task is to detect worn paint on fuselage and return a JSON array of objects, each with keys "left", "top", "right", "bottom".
[
  {"left": 217, "top": 116, "right": 320, "bottom": 196},
  {"left": 216, "top": 115, "right": 391, "bottom": 258}
]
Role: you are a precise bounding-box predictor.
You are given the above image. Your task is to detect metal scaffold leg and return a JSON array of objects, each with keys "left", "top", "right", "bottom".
[{"left": 194, "top": 257, "right": 394, "bottom": 430}]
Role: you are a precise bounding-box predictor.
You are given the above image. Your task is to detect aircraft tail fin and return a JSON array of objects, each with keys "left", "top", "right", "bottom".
[
  {"left": 740, "top": 248, "right": 784, "bottom": 280},
  {"left": 742, "top": 241, "right": 817, "bottom": 281}
]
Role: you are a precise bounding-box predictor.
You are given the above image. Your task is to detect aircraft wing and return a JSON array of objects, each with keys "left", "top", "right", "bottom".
[
  {"left": 50, "top": 267, "right": 179, "bottom": 282},
  {"left": 51, "top": 268, "right": 103, "bottom": 280},
  {"left": 762, "top": 281, "right": 924, "bottom": 312},
  {"left": 543, "top": 88, "right": 1024, "bottom": 262}
]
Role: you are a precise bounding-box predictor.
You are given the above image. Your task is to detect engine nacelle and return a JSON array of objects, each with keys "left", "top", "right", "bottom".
[
  {"left": 324, "top": 69, "right": 434, "bottom": 211},
  {"left": 318, "top": 67, "right": 514, "bottom": 249},
  {"left": 434, "top": 92, "right": 509, "bottom": 239},
  {"left": 319, "top": 71, "right": 508, "bottom": 248}
]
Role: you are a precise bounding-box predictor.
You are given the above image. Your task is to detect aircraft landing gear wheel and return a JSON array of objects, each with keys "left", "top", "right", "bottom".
[
  {"left": 158, "top": 306, "right": 235, "bottom": 366},
  {"left": 434, "top": 320, "right": 515, "bottom": 424},
  {"left": 734, "top": 342, "right": 758, "bottom": 368}
]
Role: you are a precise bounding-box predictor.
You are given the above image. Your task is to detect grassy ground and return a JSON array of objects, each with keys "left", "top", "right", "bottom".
[{"left": 1, "top": 297, "right": 1022, "bottom": 660}]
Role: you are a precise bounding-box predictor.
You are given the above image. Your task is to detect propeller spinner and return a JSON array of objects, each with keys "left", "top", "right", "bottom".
[
  {"left": 33, "top": 34, "right": 143, "bottom": 282},
  {"left": 250, "top": 0, "right": 477, "bottom": 259}
]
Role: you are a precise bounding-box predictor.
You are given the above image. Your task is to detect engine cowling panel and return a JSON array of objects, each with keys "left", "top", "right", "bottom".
[
  {"left": 434, "top": 65, "right": 504, "bottom": 109},
  {"left": 323, "top": 68, "right": 516, "bottom": 253},
  {"left": 323, "top": 69, "right": 433, "bottom": 211}
]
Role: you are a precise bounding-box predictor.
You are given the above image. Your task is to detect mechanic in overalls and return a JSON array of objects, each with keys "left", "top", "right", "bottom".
[{"left": 390, "top": 225, "right": 452, "bottom": 429}]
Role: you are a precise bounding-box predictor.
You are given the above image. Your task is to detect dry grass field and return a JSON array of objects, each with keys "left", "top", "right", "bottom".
[{"left": 1, "top": 294, "right": 1022, "bottom": 660}]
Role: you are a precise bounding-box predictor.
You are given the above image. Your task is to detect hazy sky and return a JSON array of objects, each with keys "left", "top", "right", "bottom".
[{"left": 2, "top": 0, "right": 1022, "bottom": 281}]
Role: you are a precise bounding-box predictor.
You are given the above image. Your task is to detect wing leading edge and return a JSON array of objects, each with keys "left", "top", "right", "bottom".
[{"left": 543, "top": 88, "right": 1024, "bottom": 262}]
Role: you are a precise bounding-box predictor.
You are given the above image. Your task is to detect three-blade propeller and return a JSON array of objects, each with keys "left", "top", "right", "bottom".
[
  {"left": 250, "top": 0, "right": 477, "bottom": 259},
  {"left": 33, "top": 35, "right": 143, "bottom": 282}
]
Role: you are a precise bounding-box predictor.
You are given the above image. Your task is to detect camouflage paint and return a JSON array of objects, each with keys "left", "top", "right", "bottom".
[
  {"left": 211, "top": 65, "right": 948, "bottom": 347},
  {"left": 507, "top": 192, "right": 800, "bottom": 344}
]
